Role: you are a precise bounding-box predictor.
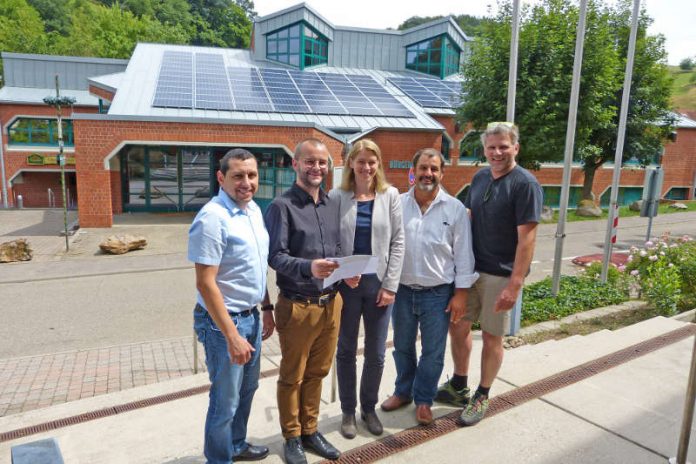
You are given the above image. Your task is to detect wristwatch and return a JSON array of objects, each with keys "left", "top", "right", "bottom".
[{"left": 261, "top": 304, "right": 274, "bottom": 312}]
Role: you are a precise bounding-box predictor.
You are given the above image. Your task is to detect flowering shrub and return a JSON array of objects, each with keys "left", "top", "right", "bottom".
[{"left": 624, "top": 233, "right": 696, "bottom": 315}]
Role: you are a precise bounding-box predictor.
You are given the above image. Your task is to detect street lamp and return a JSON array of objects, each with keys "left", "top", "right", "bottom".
[{"left": 43, "top": 75, "right": 76, "bottom": 252}]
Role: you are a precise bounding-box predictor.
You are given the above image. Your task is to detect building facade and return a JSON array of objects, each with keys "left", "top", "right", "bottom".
[{"left": 0, "top": 3, "right": 694, "bottom": 227}]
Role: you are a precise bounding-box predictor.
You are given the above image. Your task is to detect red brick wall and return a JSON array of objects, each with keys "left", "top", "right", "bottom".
[
  {"left": 11, "top": 171, "right": 75, "bottom": 208},
  {"left": 1, "top": 103, "right": 98, "bottom": 206},
  {"left": 432, "top": 115, "right": 471, "bottom": 165},
  {"left": 110, "top": 170, "right": 122, "bottom": 214},
  {"left": 88, "top": 85, "right": 115, "bottom": 103},
  {"left": 72, "top": 119, "right": 345, "bottom": 227},
  {"left": 662, "top": 128, "right": 696, "bottom": 198}
]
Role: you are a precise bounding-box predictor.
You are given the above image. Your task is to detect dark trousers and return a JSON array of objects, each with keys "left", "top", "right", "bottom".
[{"left": 336, "top": 275, "right": 392, "bottom": 414}]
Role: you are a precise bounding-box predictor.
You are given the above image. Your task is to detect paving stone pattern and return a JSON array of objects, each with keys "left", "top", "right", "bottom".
[{"left": 0, "top": 337, "right": 203, "bottom": 417}]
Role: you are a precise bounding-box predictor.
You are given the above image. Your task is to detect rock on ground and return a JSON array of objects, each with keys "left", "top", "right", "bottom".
[
  {"left": 99, "top": 235, "right": 148, "bottom": 255},
  {"left": 0, "top": 238, "right": 33, "bottom": 263},
  {"left": 576, "top": 199, "right": 603, "bottom": 217}
]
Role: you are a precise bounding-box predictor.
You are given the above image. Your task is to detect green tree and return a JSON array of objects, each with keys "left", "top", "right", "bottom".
[
  {"left": 458, "top": 0, "right": 673, "bottom": 200},
  {"left": 54, "top": 2, "right": 189, "bottom": 58},
  {"left": 189, "top": 0, "right": 252, "bottom": 48},
  {"left": 680, "top": 57, "right": 694, "bottom": 71},
  {"left": 27, "top": 0, "right": 71, "bottom": 34},
  {"left": 0, "top": 0, "right": 48, "bottom": 53}
]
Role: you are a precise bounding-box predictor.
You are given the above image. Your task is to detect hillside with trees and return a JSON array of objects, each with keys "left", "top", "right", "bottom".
[{"left": 0, "top": 0, "right": 253, "bottom": 76}]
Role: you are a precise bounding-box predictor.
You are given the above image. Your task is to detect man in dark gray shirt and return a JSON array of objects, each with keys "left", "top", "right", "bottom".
[
  {"left": 264, "top": 138, "right": 357, "bottom": 464},
  {"left": 437, "top": 122, "right": 542, "bottom": 427}
]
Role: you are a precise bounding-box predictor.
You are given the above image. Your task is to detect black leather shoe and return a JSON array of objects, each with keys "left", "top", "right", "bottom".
[
  {"left": 284, "top": 437, "right": 307, "bottom": 464},
  {"left": 301, "top": 431, "right": 340, "bottom": 460},
  {"left": 234, "top": 444, "right": 270, "bottom": 461}
]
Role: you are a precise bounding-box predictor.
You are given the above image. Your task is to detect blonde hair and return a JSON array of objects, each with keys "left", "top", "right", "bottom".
[{"left": 340, "top": 139, "right": 390, "bottom": 193}]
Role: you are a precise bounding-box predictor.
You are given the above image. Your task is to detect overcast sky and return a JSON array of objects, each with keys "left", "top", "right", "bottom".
[{"left": 255, "top": 0, "right": 695, "bottom": 65}]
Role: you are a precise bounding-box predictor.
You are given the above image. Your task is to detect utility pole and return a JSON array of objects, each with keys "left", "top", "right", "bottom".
[{"left": 44, "top": 76, "right": 76, "bottom": 252}]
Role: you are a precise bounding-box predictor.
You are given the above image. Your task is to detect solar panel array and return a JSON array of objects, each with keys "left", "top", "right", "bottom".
[
  {"left": 387, "top": 76, "right": 462, "bottom": 109},
  {"left": 151, "top": 51, "right": 414, "bottom": 118},
  {"left": 152, "top": 51, "right": 194, "bottom": 108}
]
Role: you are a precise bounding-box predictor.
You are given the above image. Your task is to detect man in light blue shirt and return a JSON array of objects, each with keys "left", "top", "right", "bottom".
[{"left": 188, "top": 148, "right": 274, "bottom": 464}]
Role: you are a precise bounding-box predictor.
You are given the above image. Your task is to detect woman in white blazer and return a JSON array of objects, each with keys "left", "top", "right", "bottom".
[{"left": 330, "top": 139, "right": 405, "bottom": 439}]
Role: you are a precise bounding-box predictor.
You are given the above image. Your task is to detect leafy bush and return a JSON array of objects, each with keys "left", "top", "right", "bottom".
[
  {"left": 624, "top": 234, "right": 696, "bottom": 314},
  {"left": 522, "top": 272, "right": 629, "bottom": 325}
]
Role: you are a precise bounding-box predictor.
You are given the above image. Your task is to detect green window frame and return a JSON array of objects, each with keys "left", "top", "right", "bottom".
[
  {"left": 405, "top": 34, "right": 461, "bottom": 79},
  {"left": 266, "top": 21, "right": 328, "bottom": 69},
  {"left": 7, "top": 118, "right": 74, "bottom": 147}
]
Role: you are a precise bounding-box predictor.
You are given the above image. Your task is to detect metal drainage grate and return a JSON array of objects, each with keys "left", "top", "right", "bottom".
[{"left": 323, "top": 324, "right": 696, "bottom": 463}]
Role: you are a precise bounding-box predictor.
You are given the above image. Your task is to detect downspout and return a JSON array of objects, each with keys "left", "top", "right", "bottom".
[{"left": 0, "top": 119, "right": 8, "bottom": 208}]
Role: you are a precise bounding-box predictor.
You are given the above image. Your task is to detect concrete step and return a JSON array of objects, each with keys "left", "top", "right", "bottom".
[{"left": 500, "top": 317, "right": 690, "bottom": 387}]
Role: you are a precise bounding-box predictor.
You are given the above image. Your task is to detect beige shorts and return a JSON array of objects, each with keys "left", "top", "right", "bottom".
[{"left": 463, "top": 272, "right": 511, "bottom": 337}]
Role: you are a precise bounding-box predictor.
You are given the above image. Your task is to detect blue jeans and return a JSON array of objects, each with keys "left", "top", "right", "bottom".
[
  {"left": 194, "top": 307, "right": 262, "bottom": 464},
  {"left": 392, "top": 283, "right": 453, "bottom": 405},
  {"left": 336, "top": 275, "right": 392, "bottom": 414}
]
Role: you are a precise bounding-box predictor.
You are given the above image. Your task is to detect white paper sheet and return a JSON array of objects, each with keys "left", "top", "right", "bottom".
[{"left": 323, "top": 255, "right": 378, "bottom": 289}]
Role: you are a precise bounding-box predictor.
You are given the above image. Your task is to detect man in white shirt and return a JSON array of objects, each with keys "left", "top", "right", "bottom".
[{"left": 380, "top": 148, "right": 478, "bottom": 425}]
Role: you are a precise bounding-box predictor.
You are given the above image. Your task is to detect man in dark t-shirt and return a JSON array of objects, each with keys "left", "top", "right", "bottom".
[{"left": 436, "top": 122, "right": 543, "bottom": 426}]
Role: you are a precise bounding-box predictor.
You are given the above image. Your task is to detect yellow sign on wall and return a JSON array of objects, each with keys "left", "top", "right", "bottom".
[{"left": 26, "top": 154, "right": 75, "bottom": 166}]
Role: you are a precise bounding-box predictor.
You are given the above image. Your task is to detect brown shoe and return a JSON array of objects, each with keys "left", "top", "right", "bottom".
[
  {"left": 416, "top": 404, "right": 433, "bottom": 425},
  {"left": 380, "top": 395, "right": 412, "bottom": 412}
]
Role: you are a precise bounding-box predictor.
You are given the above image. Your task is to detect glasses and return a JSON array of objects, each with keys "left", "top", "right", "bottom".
[
  {"left": 487, "top": 121, "right": 516, "bottom": 129},
  {"left": 302, "top": 158, "right": 329, "bottom": 168}
]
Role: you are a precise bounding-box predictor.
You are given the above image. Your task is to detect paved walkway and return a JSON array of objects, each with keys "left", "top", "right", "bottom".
[{"left": 0, "top": 337, "right": 199, "bottom": 417}]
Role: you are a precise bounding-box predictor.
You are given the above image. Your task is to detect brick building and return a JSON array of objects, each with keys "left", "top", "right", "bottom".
[{"left": 0, "top": 3, "right": 694, "bottom": 227}]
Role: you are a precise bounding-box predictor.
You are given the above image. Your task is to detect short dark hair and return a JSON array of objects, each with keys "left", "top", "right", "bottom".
[
  {"left": 412, "top": 148, "right": 445, "bottom": 172},
  {"left": 219, "top": 148, "right": 256, "bottom": 175}
]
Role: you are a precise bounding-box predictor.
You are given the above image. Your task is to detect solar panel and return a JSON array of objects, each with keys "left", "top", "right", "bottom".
[
  {"left": 387, "top": 76, "right": 462, "bottom": 109},
  {"left": 288, "top": 70, "right": 348, "bottom": 115},
  {"left": 152, "top": 52, "right": 416, "bottom": 118},
  {"left": 346, "top": 75, "right": 414, "bottom": 118},
  {"left": 316, "top": 73, "right": 381, "bottom": 116},
  {"left": 259, "top": 68, "right": 310, "bottom": 113},
  {"left": 153, "top": 51, "right": 193, "bottom": 108},
  {"left": 228, "top": 67, "right": 274, "bottom": 112},
  {"left": 195, "top": 53, "right": 233, "bottom": 111}
]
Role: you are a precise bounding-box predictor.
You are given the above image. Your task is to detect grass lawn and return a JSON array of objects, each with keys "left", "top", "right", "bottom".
[
  {"left": 541, "top": 201, "right": 696, "bottom": 224},
  {"left": 670, "top": 66, "right": 696, "bottom": 110}
]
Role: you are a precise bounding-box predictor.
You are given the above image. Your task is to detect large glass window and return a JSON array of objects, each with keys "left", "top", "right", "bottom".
[
  {"left": 405, "top": 34, "right": 461, "bottom": 78},
  {"left": 7, "top": 118, "right": 74, "bottom": 146},
  {"left": 266, "top": 22, "right": 328, "bottom": 69}
]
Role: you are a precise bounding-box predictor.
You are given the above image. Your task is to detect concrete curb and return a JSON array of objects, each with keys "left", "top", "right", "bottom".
[{"left": 517, "top": 300, "right": 650, "bottom": 336}]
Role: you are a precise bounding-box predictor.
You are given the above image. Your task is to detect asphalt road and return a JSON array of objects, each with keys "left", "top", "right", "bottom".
[{"left": 1, "top": 210, "right": 694, "bottom": 359}]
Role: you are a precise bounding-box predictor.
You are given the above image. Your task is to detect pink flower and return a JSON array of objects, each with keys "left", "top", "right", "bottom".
[
  {"left": 645, "top": 241, "right": 654, "bottom": 247},
  {"left": 630, "top": 270, "right": 639, "bottom": 276},
  {"left": 639, "top": 250, "right": 647, "bottom": 257},
  {"left": 649, "top": 255, "right": 658, "bottom": 261},
  {"left": 618, "top": 265, "right": 626, "bottom": 272},
  {"left": 627, "top": 255, "right": 633, "bottom": 262}
]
